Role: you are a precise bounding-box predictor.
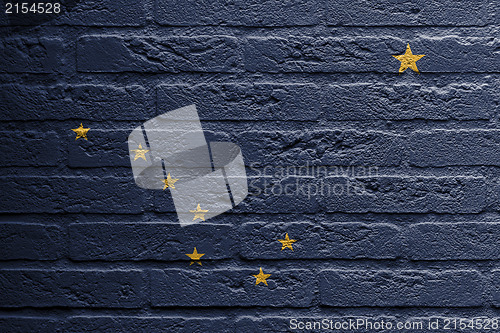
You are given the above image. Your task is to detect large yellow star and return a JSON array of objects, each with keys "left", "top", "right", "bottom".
[
  {"left": 185, "top": 247, "right": 205, "bottom": 266},
  {"left": 393, "top": 43, "right": 425, "bottom": 73},
  {"left": 131, "top": 144, "right": 150, "bottom": 161},
  {"left": 162, "top": 173, "right": 179, "bottom": 190},
  {"left": 71, "top": 123, "right": 90, "bottom": 140},
  {"left": 278, "top": 233, "right": 297, "bottom": 251},
  {"left": 190, "top": 204, "right": 208, "bottom": 221},
  {"left": 253, "top": 267, "right": 271, "bottom": 286}
]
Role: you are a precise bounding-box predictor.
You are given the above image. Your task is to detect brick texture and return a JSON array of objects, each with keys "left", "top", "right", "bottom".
[
  {"left": 245, "top": 37, "right": 499, "bottom": 73},
  {"left": 0, "top": 223, "right": 64, "bottom": 260},
  {"left": 155, "top": 0, "right": 321, "bottom": 26},
  {"left": 77, "top": 36, "right": 242, "bottom": 73},
  {"left": 0, "top": 270, "right": 146, "bottom": 308},
  {"left": 327, "top": 0, "right": 493, "bottom": 26},
  {"left": 0, "top": 131, "right": 61, "bottom": 166},
  {"left": 69, "top": 223, "right": 235, "bottom": 260},
  {"left": 405, "top": 223, "right": 500, "bottom": 260},
  {"left": 0, "top": 38, "right": 65, "bottom": 73},
  {"left": 239, "top": 222, "right": 400, "bottom": 259},
  {"left": 0, "top": 177, "right": 146, "bottom": 213},
  {"left": 151, "top": 268, "right": 314, "bottom": 307},
  {"left": 320, "top": 270, "right": 486, "bottom": 307},
  {"left": 1, "top": 0, "right": 498, "bottom": 328},
  {"left": 0, "top": 84, "right": 149, "bottom": 121}
]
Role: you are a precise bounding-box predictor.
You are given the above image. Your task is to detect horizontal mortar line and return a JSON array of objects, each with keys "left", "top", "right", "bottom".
[
  {"left": 0, "top": 306, "right": 495, "bottom": 315},
  {"left": 71, "top": 71, "right": 500, "bottom": 75},
  {"left": 3, "top": 74, "right": 497, "bottom": 81},
  {"left": 1, "top": 74, "right": 497, "bottom": 83},
  {"left": 0, "top": 212, "right": 497, "bottom": 216},
  {"left": 0, "top": 312, "right": 240, "bottom": 317},
  {"left": 0, "top": 306, "right": 148, "bottom": 311},
  {"left": 5, "top": 164, "right": 500, "bottom": 170},
  {"left": 1, "top": 258, "right": 499, "bottom": 265},
  {"left": 148, "top": 305, "right": 490, "bottom": 310},
  {"left": 38, "top": 24, "right": 499, "bottom": 31},
  {"left": 0, "top": 120, "right": 497, "bottom": 126}
]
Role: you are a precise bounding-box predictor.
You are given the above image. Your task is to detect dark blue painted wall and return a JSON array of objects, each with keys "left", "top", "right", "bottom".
[{"left": 0, "top": 0, "right": 499, "bottom": 331}]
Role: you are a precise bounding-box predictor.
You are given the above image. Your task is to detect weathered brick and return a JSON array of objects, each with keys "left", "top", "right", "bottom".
[
  {"left": 328, "top": 0, "right": 492, "bottom": 26},
  {"left": 326, "top": 83, "right": 493, "bottom": 120},
  {"left": 157, "top": 83, "right": 321, "bottom": 121},
  {"left": 0, "top": 38, "right": 65, "bottom": 73},
  {"left": 57, "top": 0, "right": 145, "bottom": 26},
  {"left": 234, "top": 176, "right": 320, "bottom": 213},
  {"left": 239, "top": 222, "right": 400, "bottom": 259},
  {"left": 78, "top": 36, "right": 242, "bottom": 73},
  {"left": 0, "top": 84, "right": 149, "bottom": 121},
  {"left": 66, "top": 316, "right": 231, "bottom": 332},
  {"left": 405, "top": 223, "right": 500, "bottom": 260},
  {"left": 0, "top": 131, "right": 61, "bottom": 166},
  {"left": 0, "top": 0, "right": 145, "bottom": 26},
  {"left": 0, "top": 270, "right": 146, "bottom": 308},
  {"left": 320, "top": 270, "right": 485, "bottom": 307},
  {"left": 496, "top": 2, "right": 500, "bottom": 24},
  {"left": 156, "top": 83, "right": 495, "bottom": 121},
  {"left": 322, "top": 176, "right": 487, "bottom": 213},
  {"left": 69, "top": 223, "right": 235, "bottom": 260},
  {"left": 151, "top": 268, "right": 313, "bottom": 307},
  {"left": 236, "top": 130, "right": 404, "bottom": 166},
  {"left": 155, "top": 0, "right": 321, "bottom": 26},
  {"left": 0, "top": 177, "right": 146, "bottom": 214},
  {"left": 160, "top": 176, "right": 487, "bottom": 214},
  {"left": 68, "top": 129, "right": 130, "bottom": 168},
  {"left": 490, "top": 270, "right": 500, "bottom": 307},
  {"left": 245, "top": 37, "right": 499, "bottom": 73},
  {"left": 0, "top": 223, "right": 64, "bottom": 260},
  {"left": 149, "top": 191, "right": 177, "bottom": 214},
  {"left": 0, "top": 317, "right": 61, "bottom": 333},
  {"left": 410, "top": 130, "right": 500, "bottom": 167},
  {"left": 68, "top": 128, "right": 224, "bottom": 168}
]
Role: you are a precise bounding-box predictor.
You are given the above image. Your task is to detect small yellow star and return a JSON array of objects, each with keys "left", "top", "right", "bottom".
[
  {"left": 190, "top": 204, "right": 208, "bottom": 221},
  {"left": 162, "top": 173, "right": 179, "bottom": 190},
  {"left": 185, "top": 247, "right": 205, "bottom": 266},
  {"left": 131, "top": 144, "right": 150, "bottom": 161},
  {"left": 393, "top": 43, "right": 425, "bottom": 73},
  {"left": 71, "top": 123, "right": 90, "bottom": 140},
  {"left": 278, "top": 233, "right": 297, "bottom": 251},
  {"left": 253, "top": 267, "right": 271, "bottom": 286}
]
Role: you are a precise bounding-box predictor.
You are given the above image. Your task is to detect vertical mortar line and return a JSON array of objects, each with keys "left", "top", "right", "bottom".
[
  {"left": 208, "top": 142, "right": 236, "bottom": 207},
  {"left": 207, "top": 142, "right": 216, "bottom": 172},
  {"left": 221, "top": 167, "right": 236, "bottom": 208}
]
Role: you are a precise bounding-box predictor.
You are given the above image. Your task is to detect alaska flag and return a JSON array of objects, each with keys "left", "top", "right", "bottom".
[{"left": 0, "top": 0, "right": 499, "bottom": 331}]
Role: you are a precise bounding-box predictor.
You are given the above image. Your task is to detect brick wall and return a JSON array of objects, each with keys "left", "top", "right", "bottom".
[{"left": 0, "top": 0, "right": 499, "bottom": 331}]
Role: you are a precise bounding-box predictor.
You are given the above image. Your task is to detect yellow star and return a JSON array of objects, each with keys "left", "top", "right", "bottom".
[
  {"left": 190, "top": 204, "right": 208, "bottom": 221},
  {"left": 162, "top": 173, "right": 179, "bottom": 190},
  {"left": 71, "top": 123, "right": 90, "bottom": 140},
  {"left": 253, "top": 267, "right": 271, "bottom": 286},
  {"left": 185, "top": 247, "right": 205, "bottom": 266},
  {"left": 393, "top": 43, "right": 425, "bottom": 73},
  {"left": 131, "top": 144, "right": 150, "bottom": 161},
  {"left": 278, "top": 233, "right": 297, "bottom": 251}
]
